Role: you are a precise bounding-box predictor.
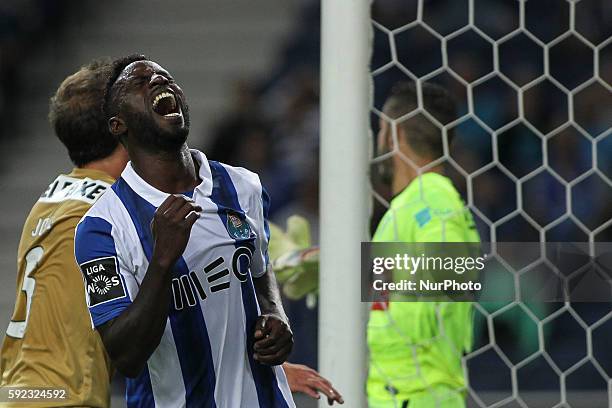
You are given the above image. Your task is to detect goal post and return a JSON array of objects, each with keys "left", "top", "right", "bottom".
[{"left": 318, "top": 0, "right": 371, "bottom": 406}]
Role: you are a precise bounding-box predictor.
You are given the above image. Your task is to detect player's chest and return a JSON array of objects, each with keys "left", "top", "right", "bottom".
[{"left": 168, "top": 203, "right": 257, "bottom": 311}]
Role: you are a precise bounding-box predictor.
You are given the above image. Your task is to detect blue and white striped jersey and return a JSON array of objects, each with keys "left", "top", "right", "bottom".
[{"left": 74, "top": 149, "right": 295, "bottom": 408}]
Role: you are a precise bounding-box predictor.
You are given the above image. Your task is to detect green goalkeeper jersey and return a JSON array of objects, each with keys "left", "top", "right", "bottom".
[{"left": 367, "top": 172, "right": 480, "bottom": 405}]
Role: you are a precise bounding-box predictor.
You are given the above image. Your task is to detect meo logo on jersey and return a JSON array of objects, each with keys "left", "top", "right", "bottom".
[
  {"left": 80, "top": 256, "right": 126, "bottom": 306},
  {"left": 171, "top": 246, "right": 253, "bottom": 310}
]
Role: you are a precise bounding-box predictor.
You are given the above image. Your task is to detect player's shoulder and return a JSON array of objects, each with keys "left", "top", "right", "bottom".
[
  {"left": 209, "top": 160, "right": 263, "bottom": 195},
  {"left": 30, "top": 171, "right": 113, "bottom": 226},
  {"left": 77, "top": 182, "right": 123, "bottom": 227},
  {"left": 417, "top": 173, "right": 464, "bottom": 211},
  {"left": 387, "top": 173, "right": 466, "bottom": 231}
]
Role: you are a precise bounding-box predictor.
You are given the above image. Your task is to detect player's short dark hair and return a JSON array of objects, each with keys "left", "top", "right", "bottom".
[
  {"left": 102, "top": 54, "right": 148, "bottom": 120},
  {"left": 384, "top": 81, "right": 457, "bottom": 159},
  {"left": 49, "top": 58, "right": 118, "bottom": 166}
]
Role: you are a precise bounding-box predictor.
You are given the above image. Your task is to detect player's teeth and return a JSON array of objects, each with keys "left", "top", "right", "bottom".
[
  {"left": 164, "top": 112, "right": 180, "bottom": 117},
  {"left": 152, "top": 92, "right": 175, "bottom": 109}
]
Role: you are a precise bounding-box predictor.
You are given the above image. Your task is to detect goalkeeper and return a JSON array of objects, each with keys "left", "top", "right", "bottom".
[{"left": 366, "top": 82, "right": 480, "bottom": 408}]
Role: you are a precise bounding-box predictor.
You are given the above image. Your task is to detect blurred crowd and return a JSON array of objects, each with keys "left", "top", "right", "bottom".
[
  {"left": 0, "top": 0, "right": 89, "bottom": 141},
  {"left": 202, "top": 0, "right": 612, "bottom": 396},
  {"left": 202, "top": 0, "right": 611, "bottom": 250}
]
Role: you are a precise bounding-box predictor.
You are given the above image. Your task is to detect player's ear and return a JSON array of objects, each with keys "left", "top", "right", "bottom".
[{"left": 109, "top": 116, "right": 126, "bottom": 138}]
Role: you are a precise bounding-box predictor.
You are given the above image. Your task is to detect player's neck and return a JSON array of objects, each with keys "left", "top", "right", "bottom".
[
  {"left": 392, "top": 164, "right": 444, "bottom": 196},
  {"left": 129, "top": 144, "right": 201, "bottom": 194},
  {"left": 81, "top": 145, "right": 128, "bottom": 180}
]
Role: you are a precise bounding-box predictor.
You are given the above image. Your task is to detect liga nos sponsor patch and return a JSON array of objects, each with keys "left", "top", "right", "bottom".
[{"left": 80, "top": 256, "right": 126, "bottom": 306}]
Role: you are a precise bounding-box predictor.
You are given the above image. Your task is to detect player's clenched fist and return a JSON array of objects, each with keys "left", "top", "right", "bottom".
[
  {"left": 253, "top": 315, "right": 293, "bottom": 366},
  {"left": 151, "top": 194, "right": 202, "bottom": 267}
]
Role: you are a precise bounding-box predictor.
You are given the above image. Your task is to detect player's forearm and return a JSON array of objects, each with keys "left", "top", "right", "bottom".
[
  {"left": 99, "top": 257, "right": 174, "bottom": 378},
  {"left": 254, "top": 268, "right": 288, "bottom": 323}
]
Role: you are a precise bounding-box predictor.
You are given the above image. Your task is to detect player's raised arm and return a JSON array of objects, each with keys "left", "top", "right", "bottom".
[{"left": 77, "top": 194, "right": 201, "bottom": 378}]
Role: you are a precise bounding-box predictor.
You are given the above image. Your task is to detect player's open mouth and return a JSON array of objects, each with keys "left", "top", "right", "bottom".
[{"left": 151, "top": 91, "right": 182, "bottom": 119}]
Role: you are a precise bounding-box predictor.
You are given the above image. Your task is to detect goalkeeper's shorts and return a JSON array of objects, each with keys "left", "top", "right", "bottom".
[{"left": 368, "top": 385, "right": 465, "bottom": 408}]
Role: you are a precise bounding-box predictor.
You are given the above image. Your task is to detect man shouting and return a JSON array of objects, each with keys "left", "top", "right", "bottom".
[{"left": 75, "top": 55, "right": 295, "bottom": 407}]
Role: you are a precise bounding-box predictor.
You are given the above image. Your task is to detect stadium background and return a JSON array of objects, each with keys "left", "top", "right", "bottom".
[{"left": 0, "top": 0, "right": 610, "bottom": 407}]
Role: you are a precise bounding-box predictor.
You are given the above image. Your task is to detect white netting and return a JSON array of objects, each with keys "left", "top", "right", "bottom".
[{"left": 369, "top": 0, "right": 612, "bottom": 406}]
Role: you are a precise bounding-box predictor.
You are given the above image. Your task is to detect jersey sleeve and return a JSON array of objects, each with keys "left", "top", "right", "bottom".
[
  {"left": 250, "top": 186, "right": 271, "bottom": 278},
  {"left": 412, "top": 206, "right": 469, "bottom": 242},
  {"left": 74, "top": 215, "right": 137, "bottom": 328}
]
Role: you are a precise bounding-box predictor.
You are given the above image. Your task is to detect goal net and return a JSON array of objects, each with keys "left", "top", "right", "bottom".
[{"left": 367, "top": 0, "right": 612, "bottom": 407}]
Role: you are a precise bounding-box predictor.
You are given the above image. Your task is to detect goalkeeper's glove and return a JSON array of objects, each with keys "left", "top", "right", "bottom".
[{"left": 269, "top": 215, "right": 319, "bottom": 300}]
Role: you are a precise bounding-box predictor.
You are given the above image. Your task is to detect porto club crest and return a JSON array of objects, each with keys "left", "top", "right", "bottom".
[{"left": 226, "top": 211, "right": 252, "bottom": 240}]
